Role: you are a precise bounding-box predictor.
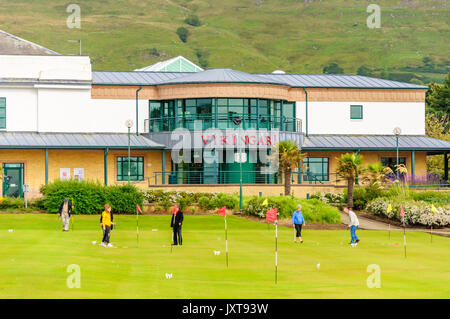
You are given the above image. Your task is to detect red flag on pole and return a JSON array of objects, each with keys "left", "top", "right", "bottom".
[
  {"left": 136, "top": 204, "right": 143, "bottom": 214},
  {"left": 218, "top": 206, "right": 226, "bottom": 216},
  {"left": 266, "top": 208, "right": 277, "bottom": 222},
  {"left": 172, "top": 204, "right": 179, "bottom": 215},
  {"left": 400, "top": 205, "right": 405, "bottom": 219}
]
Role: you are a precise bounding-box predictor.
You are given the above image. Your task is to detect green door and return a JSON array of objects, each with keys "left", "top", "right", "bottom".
[{"left": 2, "top": 164, "right": 24, "bottom": 198}]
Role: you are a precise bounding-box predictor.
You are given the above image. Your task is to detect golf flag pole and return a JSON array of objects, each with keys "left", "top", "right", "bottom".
[
  {"left": 275, "top": 220, "right": 278, "bottom": 284},
  {"left": 386, "top": 204, "right": 392, "bottom": 240},
  {"left": 71, "top": 197, "right": 75, "bottom": 231},
  {"left": 262, "top": 198, "right": 269, "bottom": 231},
  {"left": 136, "top": 204, "right": 142, "bottom": 247},
  {"left": 401, "top": 205, "right": 406, "bottom": 258},
  {"left": 430, "top": 204, "right": 439, "bottom": 244},
  {"left": 225, "top": 215, "right": 228, "bottom": 267},
  {"left": 218, "top": 206, "right": 228, "bottom": 267}
]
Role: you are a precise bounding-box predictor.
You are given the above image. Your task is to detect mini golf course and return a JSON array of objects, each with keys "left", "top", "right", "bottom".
[{"left": 0, "top": 214, "right": 449, "bottom": 298}]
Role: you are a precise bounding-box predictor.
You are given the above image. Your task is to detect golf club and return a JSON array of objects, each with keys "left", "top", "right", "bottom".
[{"left": 340, "top": 227, "right": 348, "bottom": 245}]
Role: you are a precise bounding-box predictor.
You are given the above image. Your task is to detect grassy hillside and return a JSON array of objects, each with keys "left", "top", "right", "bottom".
[{"left": 0, "top": 0, "right": 448, "bottom": 83}]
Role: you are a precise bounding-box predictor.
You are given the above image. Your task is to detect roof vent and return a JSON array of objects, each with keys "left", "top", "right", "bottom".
[{"left": 272, "top": 70, "right": 286, "bottom": 74}]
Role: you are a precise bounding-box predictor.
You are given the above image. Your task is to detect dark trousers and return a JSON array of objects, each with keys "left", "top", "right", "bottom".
[
  {"left": 173, "top": 226, "right": 182, "bottom": 245},
  {"left": 102, "top": 226, "right": 111, "bottom": 244},
  {"left": 295, "top": 224, "right": 302, "bottom": 237}
]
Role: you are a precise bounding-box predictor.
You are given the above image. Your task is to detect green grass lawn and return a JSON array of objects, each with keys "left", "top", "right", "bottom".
[{"left": 0, "top": 214, "right": 449, "bottom": 298}]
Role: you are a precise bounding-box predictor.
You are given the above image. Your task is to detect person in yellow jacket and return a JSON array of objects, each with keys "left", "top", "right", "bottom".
[{"left": 100, "top": 204, "right": 115, "bottom": 248}]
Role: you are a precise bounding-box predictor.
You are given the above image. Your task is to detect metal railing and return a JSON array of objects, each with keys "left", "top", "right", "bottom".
[
  {"left": 148, "top": 115, "right": 301, "bottom": 133},
  {"left": 148, "top": 170, "right": 341, "bottom": 185}
]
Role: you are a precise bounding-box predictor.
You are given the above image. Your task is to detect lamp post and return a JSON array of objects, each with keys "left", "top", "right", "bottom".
[
  {"left": 393, "top": 127, "right": 402, "bottom": 181},
  {"left": 125, "top": 120, "right": 134, "bottom": 184},
  {"left": 233, "top": 117, "right": 243, "bottom": 210}
]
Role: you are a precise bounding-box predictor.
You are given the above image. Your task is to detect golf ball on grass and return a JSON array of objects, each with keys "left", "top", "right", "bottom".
[
  {"left": 8, "top": 229, "right": 13, "bottom": 233},
  {"left": 316, "top": 263, "right": 320, "bottom": 270}
]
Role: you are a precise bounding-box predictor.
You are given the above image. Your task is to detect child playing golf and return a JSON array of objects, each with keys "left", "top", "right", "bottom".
[
  {"left": 344, "top": 207, "right": 359, "bottom": 246},
  {"left": 292, "top": 204, "right": 306, "bottom": 243},
  {"left": 100, "top": 204, "right": 115, "bottom": 248}
]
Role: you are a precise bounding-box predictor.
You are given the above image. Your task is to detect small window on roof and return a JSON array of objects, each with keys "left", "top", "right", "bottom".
[{"left": 350, "top": 105, "right": 363, "bottom": 120}]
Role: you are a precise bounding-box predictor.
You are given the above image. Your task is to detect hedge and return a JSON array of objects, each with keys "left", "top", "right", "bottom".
[
  {"left": 40, "top": 179, "right": 143, "bottom": 214},
  {"left": 243, "top": 195, "right": 341, "bottom": 224}
]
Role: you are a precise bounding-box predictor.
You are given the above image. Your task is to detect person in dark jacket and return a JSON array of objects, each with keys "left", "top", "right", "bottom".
[
  {"left": 171, "top": 209, "right": 184, "bottom": 245},
  {"left": 58, "top": 198, "right": 73, "bottom": 231}
]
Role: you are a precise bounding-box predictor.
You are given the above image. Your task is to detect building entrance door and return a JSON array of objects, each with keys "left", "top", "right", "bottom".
[{"left": 2, "top": 163, "right": 24, "bottom": 198}]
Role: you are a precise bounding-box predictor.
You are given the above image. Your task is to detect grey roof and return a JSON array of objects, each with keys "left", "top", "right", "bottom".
[
  {"left": 0, "top": 29, "right": 60, "bottom": 55},
  {"left": 92, "top": 71, "right": 191, "bottom": 86},
  {"left": 0, "top": 132, "right": 165, "bottom": 149},
  {"left": 92, "top": 69, "right": 428, "bottom": 89},
  {"left": 159, "top": 68, "right": 288, "bottom": 86},
  {"left": 255, "top": 73, "right": 427, "bottom": 89},
  {"left": 301, "top": 135, "right": 450, "bottom": 151}
]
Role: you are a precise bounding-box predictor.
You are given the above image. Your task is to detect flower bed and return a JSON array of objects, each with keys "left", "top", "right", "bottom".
[{"left": 366, "top": 197, "right": 450, "bottom": 227}]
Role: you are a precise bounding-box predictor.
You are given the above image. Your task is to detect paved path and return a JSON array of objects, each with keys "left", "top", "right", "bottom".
[{"left": 340, "top": 212, "right": 450, "bottom": 237}]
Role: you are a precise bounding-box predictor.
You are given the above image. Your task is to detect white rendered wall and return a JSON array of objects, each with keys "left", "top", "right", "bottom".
[
  {"left": 296, "top": 101, "right": 425, "bottom": 135},
  {"left": 0, "top": 55, "right": 91, "bottom": 81},
  {"left": 38, "top": 91, "right": 149, "bottom": 133},
  {"left": 0, "top": 85, "right": 150, "bottom": 134},
  {"left": 85, "top": 99, "right": 149, "bottom": 133},
  {"left": 0, "top": 86, "right": 37, "bottom": 131}
]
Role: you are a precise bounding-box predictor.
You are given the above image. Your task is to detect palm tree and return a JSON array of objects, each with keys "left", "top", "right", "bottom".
[
  {"left": 277, "top": 140, "right": 305, "bottom": 195},
  {"left": 336, "top": 153, "right": 365, "bottom": 208},
  {"left": 367, "top": 162, "right": 391, "bottom": 187}
]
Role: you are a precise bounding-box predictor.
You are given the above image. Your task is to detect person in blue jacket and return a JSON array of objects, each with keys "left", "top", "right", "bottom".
[{"left": 292, "top": 204, "right": 306, "bottom": 243}]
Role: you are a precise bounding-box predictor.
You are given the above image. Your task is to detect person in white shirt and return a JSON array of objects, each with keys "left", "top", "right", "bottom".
[{"left": 344, "top": 207, "right": 359, "bottom": 246}]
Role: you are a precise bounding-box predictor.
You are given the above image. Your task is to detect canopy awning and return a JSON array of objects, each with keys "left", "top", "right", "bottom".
[{"left": 0, "top": 132, "right": 165, "bottom": 149}]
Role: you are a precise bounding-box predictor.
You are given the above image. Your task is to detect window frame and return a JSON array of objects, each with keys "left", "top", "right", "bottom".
[
  {"left": 0, "top": 97, "right": 6, "bottom": 129},
  {"left": 116, "top": 156, "right": 145, "bottom": 181},
  {"left": 303, "top": 157, "right": 329, "bottom": 182},
  {"left": 350, "top": 105, "right": 363, "bottom": 120}
]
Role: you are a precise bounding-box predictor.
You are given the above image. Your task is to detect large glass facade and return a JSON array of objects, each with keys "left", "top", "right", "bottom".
[
  {"left": 149, "top": 98, "right": 298, "bottom": 185},
  {"left": 148, "top": 98, "right": 298, "bottom": 132},
  {"left": 173, "top": 149, "right": 278, "bottom": 185}
]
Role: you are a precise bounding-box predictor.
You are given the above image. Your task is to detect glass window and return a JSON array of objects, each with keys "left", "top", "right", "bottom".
[
  {"left": 117, "top": 157, "right": 144, "bottom": 181},
  {"left": 350, "top": 105, "right": 363, "bottom": 119},
  {"left": 0, "top": 97, "right": 6, "bottom": 129},
  {"left": 381, "top": 157, "right": 406, "bottom": 174},
  {"left": 303, "top": 157, "right": 329, "bottom": 181}
]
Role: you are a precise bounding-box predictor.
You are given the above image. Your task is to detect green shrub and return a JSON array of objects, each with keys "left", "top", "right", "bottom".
[
  {"left": 40, "top": 179, "right": 142, "bottom": 214},
  {"left": 185, "top": 14, "right": 201, "bottom": 26},
  {"left": 344, "top": 185, "right": 385, "bottom": 210},
  {"left": 210, "top": 193, "right": 239, "bottom": 210},
  {"left": 0, "top": 197, "right": 25, "bottom": 210},
  {"left": 198, "top": 196, "right": 214, "bottom": 210},
  {"left": 393, "top": 190, "right": 450, "bottom": 205},
  {"left": 176, "top": 27, "right": 189, "bottom": 43},
  {"left": 243, "top": 195, "right": 341, "bottom": 224},
  {"left": 105, "top": 184, "right": 144, "bottom": 213}
]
